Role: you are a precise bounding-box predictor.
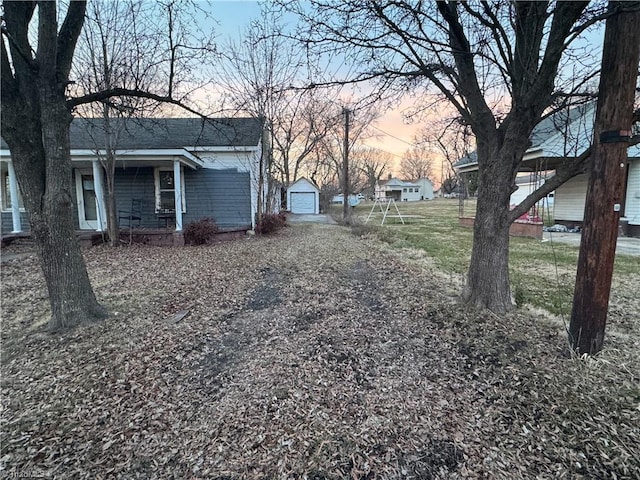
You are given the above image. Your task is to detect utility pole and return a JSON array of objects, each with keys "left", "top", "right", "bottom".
[
  {"left": 342, "top": 107, "right": 351, "bottom": 221},
  {"left": 569, "top": 1, "right": 640, "bottom": 355}
]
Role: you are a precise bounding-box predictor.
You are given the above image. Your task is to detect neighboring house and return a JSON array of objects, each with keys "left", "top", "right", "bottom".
[
  {"left": 414, "top": 178, "right": 435, "bottom": 200},
  {"left": 287, "top": 177, "right": 320, "bottom": 214},
  {"left": 455, "top": 102, "right": 640, "bottom": 237},
  {"left": 1, "top": 117, "right": 269, "bottom": 236},
  {"left": 375, "top": 177, "right": 422, "bottom": 201}
]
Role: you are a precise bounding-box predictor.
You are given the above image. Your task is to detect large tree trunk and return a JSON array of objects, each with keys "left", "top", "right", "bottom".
[
  {"left": 35, "top": 86, "right": 107, "bottom": 330},
  {"left": 9, "top": 121, "right": 107, "bottom": 330},
  {"left": 2, "top": 0, "right": 105, "bottom": 331},
  {"left": 461, "top": 141, "right": 516, "bottom": 312}
]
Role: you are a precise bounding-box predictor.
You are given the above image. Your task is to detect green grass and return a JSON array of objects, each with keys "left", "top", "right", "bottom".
[{"left": 339, "top": 198, "right": 640, "bottom": 316}]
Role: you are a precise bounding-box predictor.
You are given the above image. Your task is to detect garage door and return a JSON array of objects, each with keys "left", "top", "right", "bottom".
[{"left": 290, "top": 192, "right": 316, "bottom": 214}]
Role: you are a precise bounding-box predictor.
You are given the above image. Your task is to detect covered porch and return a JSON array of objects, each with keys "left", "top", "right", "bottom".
[{"left": 70, "top": 148, "right": 203, "bottom": 235}]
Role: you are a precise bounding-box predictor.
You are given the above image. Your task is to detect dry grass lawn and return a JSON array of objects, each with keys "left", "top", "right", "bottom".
[{"left": 1, "top": 223, "right": 639, "bottom": 479}]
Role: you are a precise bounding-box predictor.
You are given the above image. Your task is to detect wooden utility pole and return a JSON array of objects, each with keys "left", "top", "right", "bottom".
[
  {"left": 342, "top": 107, "right": 351, "bottom": 221},
  {"left": 569, "top": 1, "right": 640, "bottom": 355}
]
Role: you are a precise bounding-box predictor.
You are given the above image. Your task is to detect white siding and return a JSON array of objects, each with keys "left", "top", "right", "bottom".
[
  {"left": 625, "top": 159, "right": 640, "bottom": 225},
  {"left": 554, "top": 174, "right": 588, "bottom": 222},
  {"left": 401, "top": 187, "right": 421, "bottom": 202},
  {"left": 415, "top": 178, "right": 434, "bottom": 200},
  {"left": 510, "top": 181, "right": 536, "bottom": 206}
]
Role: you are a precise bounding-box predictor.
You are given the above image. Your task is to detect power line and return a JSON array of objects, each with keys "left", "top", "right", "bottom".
[
  {"left": 370, "top": 125, "right": 417, "bottom": 146},
  {"left": 361, "top": 143, "right": 405, "bottom": 159}
]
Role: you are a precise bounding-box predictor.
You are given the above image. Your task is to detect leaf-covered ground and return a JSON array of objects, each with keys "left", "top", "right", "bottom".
[{"left": 1, "top": 224, "right": 639, "bottom": 479}]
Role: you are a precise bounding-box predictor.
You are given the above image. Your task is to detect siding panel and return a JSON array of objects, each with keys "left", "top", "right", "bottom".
[
  {"left": 184, "top": 168, "right": 251, "bottom": 229},
  {"left": 625, "top": 160, "right": 640, "bottom": 225},
  {"left": 1, "top": 211, "right": 29, "bottom": 235},
  {"left": 554, "top": 174, "right": 588, "bottom": 222}
]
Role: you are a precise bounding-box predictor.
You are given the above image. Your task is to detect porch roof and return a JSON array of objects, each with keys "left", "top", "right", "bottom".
[{"left": 69, "top": 148, "right": 203, "bottom": 169}]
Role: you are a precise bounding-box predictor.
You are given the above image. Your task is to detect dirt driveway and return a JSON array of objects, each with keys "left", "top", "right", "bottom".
[{"left": 1, "top": 224, "right": 638, "bottom": 478}]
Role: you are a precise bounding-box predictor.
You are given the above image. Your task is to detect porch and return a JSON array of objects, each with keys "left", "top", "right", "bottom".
[{"left": 1, "top": 226, "right": 250, "bottom": 249}]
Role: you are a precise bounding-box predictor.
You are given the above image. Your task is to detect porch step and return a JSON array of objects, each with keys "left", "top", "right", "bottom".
[
  {"left": 1, "top": 232, "right": 33, "bottom": 248},
  {"left": 77, "top": 231, "right": 106, "bottom": 247}
]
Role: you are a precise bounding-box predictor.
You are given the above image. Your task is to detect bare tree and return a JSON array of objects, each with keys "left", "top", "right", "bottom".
[
  {"left": 219, "top": 12, "right": 342, "bottom": 219},
  {"left": 1, "top": 0, "right": 214, "bottom": 330},
  {"left": 278, "top": 0, "right": 610, "bottom": 312},
  {"left": 400, "top": 144, "right": 435, "bottom": 181},
  {"left": 74, "top": 0, "right": 158, "bottom": 246},
  {"left": 355, "top": 147, "right": 391, "bottom": 197},
  {"left": 72, "top": 0, "right": 215, "bottom": 246},
  {"left": 419, "top": 115, "right": 475, "bottom": 195},
  {"left": 311, "top": 103, "right": 380, "bottom": 197}
]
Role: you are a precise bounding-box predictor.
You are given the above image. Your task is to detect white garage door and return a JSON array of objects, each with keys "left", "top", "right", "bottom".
[{"left": 290, "top": 192, "right": 316, "bottom": 214}]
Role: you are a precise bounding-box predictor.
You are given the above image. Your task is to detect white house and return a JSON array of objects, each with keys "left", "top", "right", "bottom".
[
  {"left": 286, "top": 177, "right": 320, "bottom": 214},
  {"left": 375, "top": 177, "right": 422, "bottom": 202},
  {"left": 455, "top": 103, "right": 640, "bottom": 237},
  {"left": 525, "top": 103, "right": 639, "bottom": 235}
]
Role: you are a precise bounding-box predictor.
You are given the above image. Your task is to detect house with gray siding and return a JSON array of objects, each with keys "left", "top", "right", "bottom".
[{"left": 1, "top": 117, "right": 268, "bottom": 237}]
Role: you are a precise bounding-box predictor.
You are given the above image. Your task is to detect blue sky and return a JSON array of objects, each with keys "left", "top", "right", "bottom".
[{"left": 209, "top": 1, "right": 264, "bottom": 39}]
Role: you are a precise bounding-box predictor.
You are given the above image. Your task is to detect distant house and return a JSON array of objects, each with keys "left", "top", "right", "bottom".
[
  {"left": 375, "top": 176, "right": 422, "bottom": 202},
  {"left": 1, "top": 117, "right": 269, "bottom": 237},
  {"left": 331, "top": 194, "right": 362, "bottom": 206},
  {"left": 455, "top": 103, "right": 640, "bottom": 237},
  {"left": 287, "top": 177, "right": 320, "bottom": 214}
]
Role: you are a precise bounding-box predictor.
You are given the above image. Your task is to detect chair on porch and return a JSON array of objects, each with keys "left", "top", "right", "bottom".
[
  {"left": 118, "top": 198, "right": 142, "bottom": 228},
  {"left": 156, "top": 208, "right": 176, "bottom": 229}
]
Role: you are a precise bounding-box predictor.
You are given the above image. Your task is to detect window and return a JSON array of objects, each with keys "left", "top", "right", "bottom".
[
  {"left": 403, "top": 188, "right": 407, "bottom": 192},
  {"left": 1, "top": 167, "right": 24, "bottom": 211},
  {"left": 154, "top": 167, "right": 186, "bottom": 213}
]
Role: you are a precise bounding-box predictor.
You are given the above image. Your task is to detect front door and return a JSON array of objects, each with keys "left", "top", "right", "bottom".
[{"left": 75, "top": 170, "right": 99, "bottom": 230}]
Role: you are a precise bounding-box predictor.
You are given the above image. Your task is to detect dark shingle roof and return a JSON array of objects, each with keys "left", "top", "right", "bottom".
[
  {"left": 2, "top": 117, "right": 263, "bottom": 150},
  {"left": 454, "top": 150, "right": 477, "bottom": 167}
]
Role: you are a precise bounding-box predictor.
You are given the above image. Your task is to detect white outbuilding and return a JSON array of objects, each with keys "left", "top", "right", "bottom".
[{"left": 287, "top": 177, "right": 320, "bottom": 214}]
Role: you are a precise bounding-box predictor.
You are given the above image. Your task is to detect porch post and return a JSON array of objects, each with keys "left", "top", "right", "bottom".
[
  {"left": 7, "top": 161, "right": 22, "bottom": 233},
  {"left": 173, "top": 159, "right": 183, "bottom": 231},
  {"left": 92, "top": 160, "right": 107, "bottom": 231}
]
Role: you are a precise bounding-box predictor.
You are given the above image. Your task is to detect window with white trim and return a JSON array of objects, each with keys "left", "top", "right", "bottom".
[
  {"left": 154, "top": 167, "right": 186, "bottom": 213},
  {"left": 1, "top": 166, "right": 25, "bottom": 211}
]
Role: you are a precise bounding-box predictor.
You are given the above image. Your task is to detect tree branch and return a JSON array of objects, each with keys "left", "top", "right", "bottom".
[
  {"left": 68, "top": 87, "right": 205, "bottom": 118},
  {"left": 57, "top": 0, "right": 87, "bottom": 80}
]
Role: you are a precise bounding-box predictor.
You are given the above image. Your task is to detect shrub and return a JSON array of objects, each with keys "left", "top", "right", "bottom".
[
  {"left": 256, "top": 212, "right": 287, "bottom": 235},
  {"left": 184, "top": 218, "right": 218, "bottom": 245}
]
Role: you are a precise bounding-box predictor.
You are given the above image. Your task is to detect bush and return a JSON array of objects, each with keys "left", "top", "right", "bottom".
[
  {"left": 184, "top": 218, "right": 218, "bottom": 245},
  {"left": 255, "top": 212, "right": 287, "bottom": 235}
]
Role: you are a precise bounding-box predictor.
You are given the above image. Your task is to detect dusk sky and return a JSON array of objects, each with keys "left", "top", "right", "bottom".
[
  {"left": 209, "top": 0, "right": 425, "bottom": 174},
  {"left": 206, "top": 1, "right": 605, "bottom": 180}
]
